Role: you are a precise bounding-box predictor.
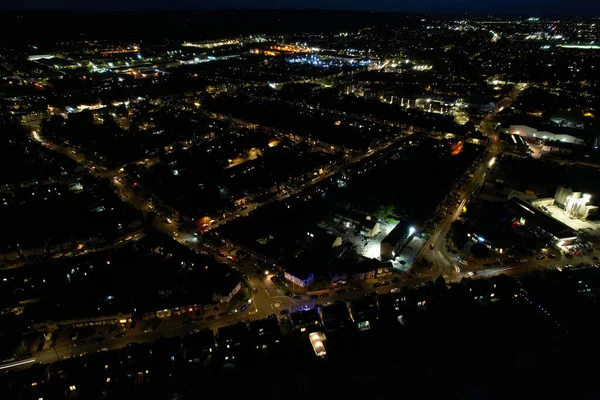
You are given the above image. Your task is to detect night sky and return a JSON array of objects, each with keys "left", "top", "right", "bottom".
[{"left": 9, "top": 0, "right": 600, "bottom": 14}]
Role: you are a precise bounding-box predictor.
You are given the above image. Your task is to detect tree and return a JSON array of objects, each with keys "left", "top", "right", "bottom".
[
  {"left": 375, "top": 204, "right": 396, "bottom": 221},
  {"left": 449, "top": 220, "right": 469, "bottom": 250},
  {"left": 435, "top": 275, "right": 446, "bottom": 286},
  {"left": 471, "top": 243, "right": 489, "bottom": 258}
]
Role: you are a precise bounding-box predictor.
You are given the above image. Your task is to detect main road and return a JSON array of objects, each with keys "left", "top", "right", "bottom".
[{"left": 420, "top": 83, "right": 527, "bottom": 279}]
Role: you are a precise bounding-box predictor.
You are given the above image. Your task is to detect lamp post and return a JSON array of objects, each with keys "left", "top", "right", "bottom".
[{"left": 51, "top": 343, "right": 61, "bottom": 362}]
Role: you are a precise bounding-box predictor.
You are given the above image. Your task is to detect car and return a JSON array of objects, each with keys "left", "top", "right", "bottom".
[
  {"left": 536, "top": 255, "right": 545, "bottom": 260},
  {"left": 228, "top": 309, "right": 239, "bottom": 315},
  {"left": 240, "top": 304, "right": 249, "bottom": 312},
  {"left": 391, "top": 277, "right": 399, "bottom": 283},
  {"left": 467, "top": 271, "right": 475, "bottom": 276},
  {"left": 548, "top": 254, "right": 557, "bottom": 259},
  {"left": 372, "top": 282, "right": 382, "bottom": 288},
  {"left": 267, "top": 314, "right": 277, "bottom": 319},
  {"left": 293, "top": 295, "right": 302, "bottom": 300},
  {"left": 310, "top": 295, "right": 318, "bottom": 300},
  {"left": 593, "top": 256, "right": 600, "bottom": 261},
  {"left": 380, "top": 281, "right": 390, "bottom": 286},
  {"left": 115, "top": 333, "right": 126, "bottom": 339},
  {"left": 285, "top": 291, "right": 293, "bottom": 297},
  {"left": 390, "top": 288, "right": 401, "bottom": 293},
  {"left": 335, "top": 289, "right": 345, "bottom": 295},
  {"left": 484, "top": 263, "right": 492, "bottom": 268},
  {"left": 279, "top": 309, "right": 289, "bottom": 315},
  {"left": 520, "top": 259, "right": 528, "bottom": 263},
  {"left": 205, "top": 315, "right": 216, "bottom": 321},
  {"left": 320, "top": 293, "right": 329, "bottom": 298}
]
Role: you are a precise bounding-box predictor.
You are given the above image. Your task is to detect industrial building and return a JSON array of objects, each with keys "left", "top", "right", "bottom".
[
  {"left": 508, "top": 124, "right": 591, "bottom": 146},
  {"left": 380, "top": 220, "right": 416, "bottom": 260},
  {"left": 506, "top": 195, "right": 578, "bottom": 245}
]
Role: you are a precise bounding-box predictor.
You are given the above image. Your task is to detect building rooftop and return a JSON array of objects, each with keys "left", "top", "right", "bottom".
[
  {"left": 382, "top": 219, "right": 413, "bottom": 246},
  {"left": 217, "top": 322, "right": 249, "bottom": 344},
  {"left": 506, "top": 197, "right": 577, "bottom": 240}
]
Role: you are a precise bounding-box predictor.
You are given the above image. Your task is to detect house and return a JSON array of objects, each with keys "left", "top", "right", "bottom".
[
  {"left": 328, "top": 257, "right": 392, "bottom": 284},
  {"left": 217, "top": 322, "right": 249, "bottom": 347},
  {"left": 183, "top": 329, "right": 216, "bottom": 361},
  {"left": 212, "top": 275, "right": 242, "bottom": 303},
  {"left": 333, "top": 209, "right": 380, "bottom": 237},
  {"left": 290, "top": 309, "right": 322, "bottom": 333},
  {"left": 284, "top": 269, "right": 315, "bottom": 287},
  {"left": 348, "top": 296, "right": 380, "bottom": 331},
  {"left": 249, "top": 316, "right": 281, "bottom": 349},
  {"left": 319, "top": 302, "right": 351, "bottom": 331}
]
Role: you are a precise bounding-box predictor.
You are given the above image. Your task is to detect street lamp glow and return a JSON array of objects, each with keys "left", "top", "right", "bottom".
[{"left": 408, "top": 226, "right": 416, "bottom": 236}]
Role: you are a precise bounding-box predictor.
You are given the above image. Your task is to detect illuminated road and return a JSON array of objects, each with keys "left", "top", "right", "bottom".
[
  {"left": 18, "top": 91, "right": 547, "bottom": 372},
  {"left": 419, "top": 83, "right": 526, "bottom": 279},
  {"left": 19, "top": 122, "right": 411, "bottom": 367}
]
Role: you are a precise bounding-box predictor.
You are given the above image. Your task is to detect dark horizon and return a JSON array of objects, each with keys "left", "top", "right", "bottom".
[{"left": 4, "top": 1, "right": 600, "bottom": 16}]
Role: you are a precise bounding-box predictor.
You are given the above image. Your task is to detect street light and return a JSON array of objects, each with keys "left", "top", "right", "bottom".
[{"left": 408, "top": 226, "right": 416, "bottom": 236}]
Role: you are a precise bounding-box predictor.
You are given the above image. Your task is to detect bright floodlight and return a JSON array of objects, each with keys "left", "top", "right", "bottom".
[{"left": 408, "top": 226, "right": 416, "bottom": 236}]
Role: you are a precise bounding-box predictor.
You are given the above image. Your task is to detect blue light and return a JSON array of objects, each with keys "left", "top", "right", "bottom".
[{"left": 477, "top": 237, "right": 485, "bottom": 243}]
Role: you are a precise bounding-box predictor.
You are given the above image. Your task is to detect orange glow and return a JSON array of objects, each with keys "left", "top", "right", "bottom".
[
  {"left": 450, "top": 141, "right": 464, "bottom": 155},
  {"left": 197, "top": 216, "right": 211, "bottom": 228}
]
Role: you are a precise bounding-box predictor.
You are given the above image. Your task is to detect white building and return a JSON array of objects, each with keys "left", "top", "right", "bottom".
[{"left": 508, "top": 125, "right": 585, "bottom": 145}]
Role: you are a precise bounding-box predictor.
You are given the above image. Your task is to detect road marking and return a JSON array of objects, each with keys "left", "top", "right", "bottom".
[{"left": 0, "top": 358, "right": 36, "bottom": 370}]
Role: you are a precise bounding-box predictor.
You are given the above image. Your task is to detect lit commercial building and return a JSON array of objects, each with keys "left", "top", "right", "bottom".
[
  {"left": 505, "top": 196, "right": 578, "bottom": 245},
  {"left": 380, "top": 221, "right": 416, "bottom": 260},
  {"left": 508, "top": 125, "right": 587, "bottom": 145},
  {"left": 554, "top": 186, "right": 598, "bottom": 221}
]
